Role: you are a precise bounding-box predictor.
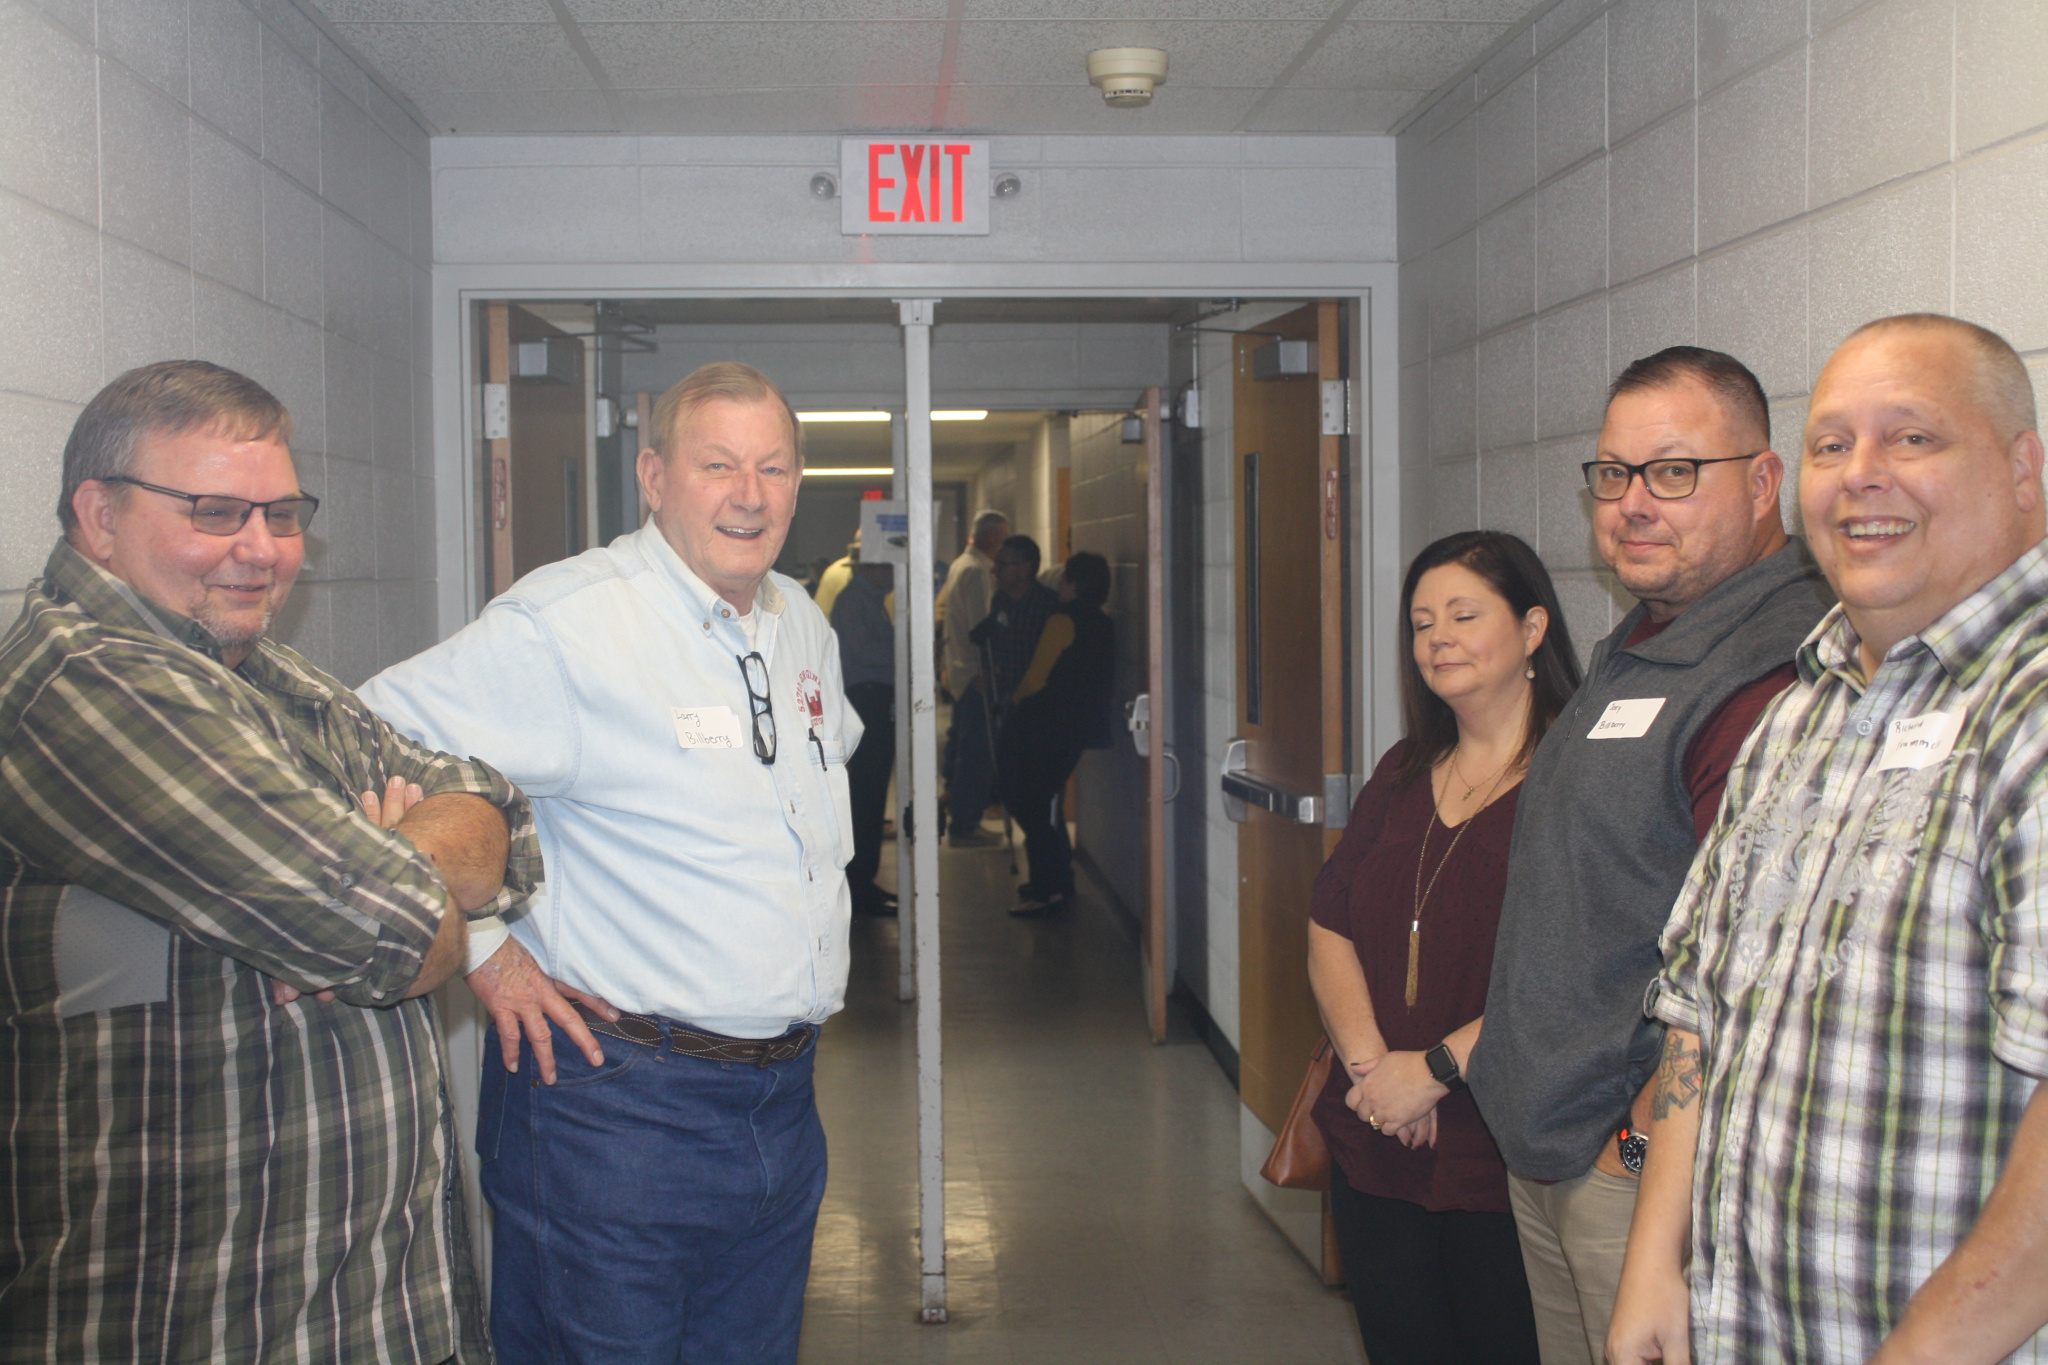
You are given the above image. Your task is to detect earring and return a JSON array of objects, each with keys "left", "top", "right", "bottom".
[{"left": 1525, "top": 665, "right": 1536, "bottom": 680}]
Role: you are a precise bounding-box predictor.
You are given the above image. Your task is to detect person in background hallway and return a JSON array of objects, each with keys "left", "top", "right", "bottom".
[
  {"left": 1462, "top": 347, "right": 1834, "bottom": 1365},
  {"left": 814, "top": 533, "right": 857, "bottom": 618},
  {"left": 832, "top": 549, "right": 897, "bottom": 916},
  {"left": 359, "top": 362, "right": 859, "bottom": 1365},
  {"left": 997, "top": 550, "right": 1116, "bottom": 916},
  {"left": 0, "top": 360, "right": 535, "bottom": 1363},
  {"left": 1308, "top": 530, "right": 1575, "bottom": 1365},
  {"left": 939, "top": 508, "right": 1009, "bottom": 845},
  {"left": 1611, "top": 314, "right": 2048, "bottom": 1365}
]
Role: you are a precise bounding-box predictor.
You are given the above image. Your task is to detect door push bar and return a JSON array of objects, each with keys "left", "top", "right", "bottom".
[{"left": 1220, "top": 738, "right": 1322, "bottom": 826}]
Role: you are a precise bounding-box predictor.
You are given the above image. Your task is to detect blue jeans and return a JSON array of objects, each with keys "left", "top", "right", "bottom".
[
  {"left": 946, "top": 685, "right": 995, "bottom": 831},
  {"left": 478, "top": 1020, "right": 828, "bottom": 1364}
]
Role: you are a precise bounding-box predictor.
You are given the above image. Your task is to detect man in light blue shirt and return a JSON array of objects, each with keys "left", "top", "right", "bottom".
[{"left": 359, "top": 362, "right": 860, "bottom": 1365}]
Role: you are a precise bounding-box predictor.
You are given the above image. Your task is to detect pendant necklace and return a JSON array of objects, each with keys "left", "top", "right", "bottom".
[{"left": 1407, "top": 749, "right": 1514, "bottom": 1007}]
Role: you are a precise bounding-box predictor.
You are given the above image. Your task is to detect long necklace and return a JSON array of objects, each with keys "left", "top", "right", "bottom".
[{"left": 1407, "top": 748, "right": 1514, "bottom": 1007}]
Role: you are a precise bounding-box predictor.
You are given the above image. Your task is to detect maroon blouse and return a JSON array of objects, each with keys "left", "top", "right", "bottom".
[{"left": 1309, "top": 739, "right": 1519, "bottom": 1214}]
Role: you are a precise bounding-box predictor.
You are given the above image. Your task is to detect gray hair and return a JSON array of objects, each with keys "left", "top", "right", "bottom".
[
  {"left": 61, "top": 360, "right": 293, "bottom": 533},
  {"left": 970, "top": 508, "right": 1011, "bottom": 542}
]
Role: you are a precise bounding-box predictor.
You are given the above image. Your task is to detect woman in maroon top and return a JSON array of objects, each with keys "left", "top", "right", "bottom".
[{"left": 1309, "top": 530, "right": 1581, "bottom": 1365}]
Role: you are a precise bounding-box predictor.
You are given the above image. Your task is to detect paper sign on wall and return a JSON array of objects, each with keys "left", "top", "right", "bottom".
[{"left": 840, "top": 140, "right": 991, "bottom": 236}]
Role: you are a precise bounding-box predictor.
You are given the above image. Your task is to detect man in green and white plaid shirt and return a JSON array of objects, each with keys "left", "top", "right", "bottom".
[
  {"left": 1611, "top": 314, "right": 2048, "bottom": 1365},
  {"left": 0, "top": 361, "right": 540, "bottom": 1363}
]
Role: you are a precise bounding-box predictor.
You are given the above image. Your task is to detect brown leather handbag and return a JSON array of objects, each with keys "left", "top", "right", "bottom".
[{"left": 1259, "top": 1037, "right": 1334, "bottom": 1191}]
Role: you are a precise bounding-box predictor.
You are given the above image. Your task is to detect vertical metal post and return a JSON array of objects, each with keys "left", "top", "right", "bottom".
[
  {"left": 896, "top": 297, "right": 947, "bottom": 1324},
  {"left": 891, "top": 413, "right": 915, "bottom": 1005}
]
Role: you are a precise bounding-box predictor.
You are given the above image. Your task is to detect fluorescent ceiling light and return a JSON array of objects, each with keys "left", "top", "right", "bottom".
[
  {"left": 932, "top": 410, "right": 988, "bottom": 421},
  {"left": 797, "top": 410, "right": 890, "bottom": 423},
  {"left": 802, "top": 467, "right": 895, "bottom": 477}
]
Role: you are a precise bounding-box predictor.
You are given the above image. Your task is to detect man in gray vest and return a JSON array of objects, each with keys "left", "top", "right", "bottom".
[{"left": 1463, "top": 347, "right": 1835, "bottom": 1365}]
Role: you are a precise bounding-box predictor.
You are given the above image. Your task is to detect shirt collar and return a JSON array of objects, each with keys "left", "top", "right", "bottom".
[
  {"left": 1798, "top": 537, "right": 2048, "bottom": 688},
  {"left": 632, "top": 519, "right": 785, "bottom": 621},
  {"left": 1617, "top": 539, "right": 1823, "bottom": 667},
  {"left": 39, "top": 538, "right": 228, "bottom": 662}
]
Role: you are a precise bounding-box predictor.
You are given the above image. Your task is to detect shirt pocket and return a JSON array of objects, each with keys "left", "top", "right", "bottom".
[{"left": 813, "top": 735, "right": 856, "bottom": 870}]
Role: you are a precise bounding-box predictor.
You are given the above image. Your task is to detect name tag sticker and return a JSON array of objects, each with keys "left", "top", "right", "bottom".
[
  {"left": 672, "top": 706, "right": 744, "bottom": 750},
  {"left": 1876, "top": 710, "right": 1963, "bottom": 772},
  {"left": 1588, "top": 697, "right": 1668, "bottom": 739}
]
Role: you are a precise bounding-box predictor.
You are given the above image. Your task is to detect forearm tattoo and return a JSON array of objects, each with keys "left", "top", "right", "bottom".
[{"left": 1651, "top": 1032, "right": 1703, "bottom": 1121}]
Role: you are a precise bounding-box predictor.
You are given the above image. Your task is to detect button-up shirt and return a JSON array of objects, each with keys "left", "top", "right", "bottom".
[
  {"left": 938, "top": 545, "right": 994, "bottom": 696},
  {"left": 360, "top": 520, "right": 861, "bottom": 1039},
  {"left": 0, "top": 541, "right": 538, "bottom": 1365},
  {"left": 1651, "top": 539, "right": 2048, "bottom": 1365}
]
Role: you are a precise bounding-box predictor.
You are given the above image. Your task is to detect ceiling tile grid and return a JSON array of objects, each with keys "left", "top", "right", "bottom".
[{"left": 310, "top": 0, "right": 1542, "bottom": 137}]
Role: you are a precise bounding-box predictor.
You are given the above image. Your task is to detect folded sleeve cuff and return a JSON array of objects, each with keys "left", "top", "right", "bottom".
[{"left": 1646, "top": 974, "right": 1702, "bottom": 1035}]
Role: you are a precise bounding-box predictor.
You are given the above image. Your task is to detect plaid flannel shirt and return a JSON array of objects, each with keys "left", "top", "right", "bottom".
[
  {"left": 0, "top": 541, "right": 539, "bottom": 1364},
  {"left": 1651, "top": 540, "right": 2048, "bottom": 1364}
]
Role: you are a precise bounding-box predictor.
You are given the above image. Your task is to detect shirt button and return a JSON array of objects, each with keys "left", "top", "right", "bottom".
[{"left": 1857, "top": 719, "right": 1873, "bottom": 736}]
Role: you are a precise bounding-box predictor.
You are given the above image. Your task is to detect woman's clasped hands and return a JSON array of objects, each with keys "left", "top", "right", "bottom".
[{"left": 1347, "top": 1050, "right": 1445, "bottom": 1149}]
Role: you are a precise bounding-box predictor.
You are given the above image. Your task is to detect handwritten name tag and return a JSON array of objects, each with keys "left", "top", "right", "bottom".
[
  {"left": 672, "top": 706, "right": 744, "bottom": 750},
  {"left": 1588, "top": 697, "right": 1667, "bottom": 740},
  {"left": 1875, "top": 710, "right": 1962, "bottom": 772}
]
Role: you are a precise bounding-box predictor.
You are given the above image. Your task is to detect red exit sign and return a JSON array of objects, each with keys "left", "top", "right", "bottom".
[{"left": 840, "top": 139, "right": 991, "bottom": 236}]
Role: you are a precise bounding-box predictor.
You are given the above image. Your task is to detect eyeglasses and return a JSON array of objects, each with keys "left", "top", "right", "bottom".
[
  {"left": 103, "top": 476, "right": 321, "bottom": 535},
  {"left": 737, "top": 651, "right": 776, "bottom": 765},
  {"left": 1581, "top": 453, "right": 1761, "bottom": 501}
]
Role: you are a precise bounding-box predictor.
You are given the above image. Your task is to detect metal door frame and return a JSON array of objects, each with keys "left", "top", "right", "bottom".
[{"left": 432, "top": 269, "right": 1402, "bottom": 1320}]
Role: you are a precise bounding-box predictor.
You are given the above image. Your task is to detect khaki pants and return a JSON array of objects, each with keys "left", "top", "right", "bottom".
[{"left": 1507, "top": 1169, "right": 1639, "bottom": 1365}]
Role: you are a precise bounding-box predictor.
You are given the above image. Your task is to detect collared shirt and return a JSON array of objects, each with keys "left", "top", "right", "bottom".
[
  {"left": 938, "top": 546, "right": 994, "bottom": 695},
  {"left": 0, "top": 541, "right": 538, "bottom": 1365},
  {"left": 1651, "top": 539, "right": 2048, "bottom": 1365},
  {"left": 359, "top": 520, "right": 861, "bottom": 1039}
]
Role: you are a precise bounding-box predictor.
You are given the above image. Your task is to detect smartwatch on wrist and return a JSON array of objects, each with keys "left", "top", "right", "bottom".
[{"left": 1425, "top": 1043, "right": 1466, "bottom": 1094}]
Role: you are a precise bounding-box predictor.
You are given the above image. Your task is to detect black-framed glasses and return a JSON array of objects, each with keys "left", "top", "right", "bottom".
[
  {"left": 737, "top": 652, "right": 776, "bottom": 765},
  {"left": 103, "top": 476, "right": 321, "bottom": 536},
  {"left": 1581, "top": 453, "right": 1761, "bottom": 501}
]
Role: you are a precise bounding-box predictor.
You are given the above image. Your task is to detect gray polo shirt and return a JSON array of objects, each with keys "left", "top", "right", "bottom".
[{"left": 1467, "top": 540, "right": 1834, "bottom": 1181}]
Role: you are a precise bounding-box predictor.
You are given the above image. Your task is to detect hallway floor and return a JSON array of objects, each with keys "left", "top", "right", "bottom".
[{"left": 799, "top": 827, "right": 1365, "bottom": 1364}]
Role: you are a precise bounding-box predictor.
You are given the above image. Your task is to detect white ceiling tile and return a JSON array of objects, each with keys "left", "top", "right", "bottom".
[
  {"left": 569, "top": 0, "right": 951, "bottom": 18},
  {"left": 620, "top": 85, "right": 939, "bottom": 136},
  {"left": 414, "top": 89, "right": 619, "bottom": 134},
  {"left": 1349, "top": 0, "right": 1534, "bottom": 19},
  {"left": 333, "top": 22, "right": 592, "bottom": 90},
  {"left": 959, "top": 0, "right": 1333, "bottom": 15},
  {"left": 585, "top": 21, "right": 946, "bottom": 89},
  {"left": 315, "top": 0, "right": 553, "bottom": 19},
  {"left": 1290, "top": 19, "right": 1508, "bottom": 88},
  {"left": 951, "top": 19, "right": 1317, "bottom": 87},
  {"left": 941, "top": 83, "right": 1261, "bottom": 134},
  {"left": 1240, "top": 86, "right": 1425, "bottom": 132}
]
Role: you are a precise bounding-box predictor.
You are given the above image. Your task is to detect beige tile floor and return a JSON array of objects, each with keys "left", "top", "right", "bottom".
[{"left": 800, "top": 824, "right": 1367, "bottom": 1364}]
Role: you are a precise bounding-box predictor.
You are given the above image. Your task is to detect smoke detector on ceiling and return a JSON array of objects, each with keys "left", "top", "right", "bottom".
[{"left": 1086, "top": 47, "right": 1168, "bottom": 108}]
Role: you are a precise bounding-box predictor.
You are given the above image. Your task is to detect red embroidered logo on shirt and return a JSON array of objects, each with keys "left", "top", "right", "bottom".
[{"left": 795, "top": 670, "right": 825, "bottom": 730}]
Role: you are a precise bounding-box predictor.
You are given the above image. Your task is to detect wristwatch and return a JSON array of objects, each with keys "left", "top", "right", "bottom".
[
  {"left": 1617, "top": 1126, "right": 1648, "bottom": 1175},
  {"left": 1425, "top": 1043, "right": 1466, "bottom": 1094}
]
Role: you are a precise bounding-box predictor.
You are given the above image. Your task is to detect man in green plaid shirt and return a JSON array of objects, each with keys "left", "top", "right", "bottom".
[
  {"left": 0, "top": 361, "right": 540, "bottom": 1363},
  {"left": 1611, "top": 315, "right": 2048, "bottom": 1364}
]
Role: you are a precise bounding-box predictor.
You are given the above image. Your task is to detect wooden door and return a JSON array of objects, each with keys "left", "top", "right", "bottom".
[
  {"left": 1232, "top": 302, "right": 1348, "bottom": 1278},
  {"left": 482, "top": 304, "right": 588, "bottom": 597}
]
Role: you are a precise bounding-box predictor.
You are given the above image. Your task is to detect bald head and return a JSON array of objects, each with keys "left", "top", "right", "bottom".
[{"left": 1840, "top": 313, "right": 2037, "bottom": 442}]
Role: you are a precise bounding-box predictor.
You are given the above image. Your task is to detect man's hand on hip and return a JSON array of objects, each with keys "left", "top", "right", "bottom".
[{"left": 466, "top": 936, "right": 621, "bottom": 1084}]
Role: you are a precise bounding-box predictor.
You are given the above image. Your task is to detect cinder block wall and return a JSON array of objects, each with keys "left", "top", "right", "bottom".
[
  {"left": 0, "top": 0, "right": 437, "bottom": 685},
  {"left": 1397, "top": 0, "right": 2048, "bottom": 654}
]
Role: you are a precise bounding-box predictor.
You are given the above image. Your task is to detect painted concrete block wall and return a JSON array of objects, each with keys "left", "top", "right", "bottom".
[
  {"left": 433, "top": 134, "right": 1396, "bottom": 268},
  {"left": 1397, "top": 0, "right": 2048, "bottom": 656},
  {"left": 0, "top": 0, "right": 435, "bottom": 687}
]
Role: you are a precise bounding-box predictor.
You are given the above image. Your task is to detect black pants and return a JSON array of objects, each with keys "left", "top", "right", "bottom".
[
  {"left": 1328, "top": 1166, "right": 1540, "bottom": 1365},
  {"left": 844, "top": 682, "right": 895, "bottom": 895},
  {"left": 998, "top": 728, "right": 1084, "bottom": 897}
]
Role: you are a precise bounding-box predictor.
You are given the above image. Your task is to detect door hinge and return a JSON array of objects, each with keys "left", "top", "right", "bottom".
[{"left": 1320, "top": 379, "right": 1347, "bottom": 436}]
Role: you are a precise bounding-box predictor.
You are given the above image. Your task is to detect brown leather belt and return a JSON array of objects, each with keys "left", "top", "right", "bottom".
[{"left": 575, "top": 1004, "right": 816, "bottom": 1066}]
